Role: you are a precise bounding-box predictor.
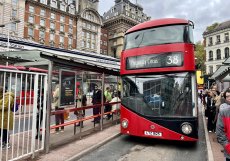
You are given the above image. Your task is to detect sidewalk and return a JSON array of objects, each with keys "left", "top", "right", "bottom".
[{"left": 35, "top": 124, "right": 121, "bottom": 161}]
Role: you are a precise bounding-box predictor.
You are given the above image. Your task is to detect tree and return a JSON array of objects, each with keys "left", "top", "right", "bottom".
[
  {"left": 206, "top": 23, "right": 219, "bottom": 32},
  {"left": 195, "top": 41, "right": 205, "bottom": 73}
]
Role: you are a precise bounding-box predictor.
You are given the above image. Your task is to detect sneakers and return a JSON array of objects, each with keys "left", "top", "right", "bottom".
[
  {"left": 2, "top": 143, "right": 11, "bottom": 149},
  {"left": 60, "top": 130, "right": 64, "bottom": 133}
]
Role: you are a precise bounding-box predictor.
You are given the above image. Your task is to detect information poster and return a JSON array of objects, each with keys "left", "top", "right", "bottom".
[{"left": 60, "top": 70, "right": 76, "bottom": 107}]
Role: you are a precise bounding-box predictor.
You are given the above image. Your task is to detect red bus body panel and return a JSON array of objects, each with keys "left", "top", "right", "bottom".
[
  {"left": 120, "top": 106, "right": 197, "bottom": 141},
  {"left": 127, "top": 18, "right": 189, "bottom": 33}
]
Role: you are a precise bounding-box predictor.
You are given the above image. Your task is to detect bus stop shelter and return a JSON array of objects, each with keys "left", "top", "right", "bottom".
[{"left": 0, "top": 49, "right": 120, "bottom": 160}]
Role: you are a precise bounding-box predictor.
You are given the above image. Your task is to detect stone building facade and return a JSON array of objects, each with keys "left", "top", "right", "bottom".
[
  {"left": 102, "top": 0, "right": 150, "bottom": 58},
  {"left": 0, "top": 0, "right": 24, "bottom": 38},
  {"left": 203, "top": 20, "right": 230, "bottom": 74}
]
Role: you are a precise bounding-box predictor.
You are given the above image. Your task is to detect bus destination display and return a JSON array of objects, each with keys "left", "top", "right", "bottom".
[{"left": 126, "top": 52, "right": 183, "bottom": 70}]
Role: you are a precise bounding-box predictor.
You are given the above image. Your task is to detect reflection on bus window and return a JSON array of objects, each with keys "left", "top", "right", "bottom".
[
  {"left": 122, "top": 72, "right": 194, "bottom": 117},
  {"left": 124, "top": 25, "right": 193, "bottom": 50}
]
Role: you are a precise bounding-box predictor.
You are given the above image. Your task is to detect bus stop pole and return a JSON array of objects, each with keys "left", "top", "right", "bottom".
[
  {"left": 100, "top": 72, "right": 105, "bottom": 131},
  {"left": 45, "top": 61, "right": 53, "bottom": 153}
]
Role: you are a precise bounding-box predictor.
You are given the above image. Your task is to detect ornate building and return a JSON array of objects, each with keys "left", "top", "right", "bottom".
[
  {"left": 24, "top": 0, "right": 77, "bottom": 49},
  {"left": 76, "top": 0, "right": 102, "bottom": 53},
  {"left": 203, "top": 20, "right": 230, "bottom": 74},
  {"left": 0, "top": 0, "right": 24, "bottom": 38},
  {"left": 102, "top": 0, "right": 150, "bottom": 58}
]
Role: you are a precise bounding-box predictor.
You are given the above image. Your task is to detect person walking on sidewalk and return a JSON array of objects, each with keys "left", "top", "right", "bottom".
[
  {"left": 0, "top": 86, "right": 14, "bottom": 149},
  {"left": 216, "top": 89, "right": 230, "bottom": 161}
]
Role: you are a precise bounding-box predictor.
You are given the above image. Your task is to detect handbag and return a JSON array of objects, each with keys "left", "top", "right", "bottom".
[{"left": 11, "top": 102, "right": 19, "bottom": 112}]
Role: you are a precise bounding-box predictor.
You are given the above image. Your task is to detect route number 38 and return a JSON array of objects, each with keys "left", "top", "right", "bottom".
[{"left": 166, "top": 55, "right": 180, "bottom": 65}]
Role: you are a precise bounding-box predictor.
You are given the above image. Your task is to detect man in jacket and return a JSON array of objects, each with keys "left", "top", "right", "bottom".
[{"left": 216, "top": 88, "right": 230, "bottom": 161}]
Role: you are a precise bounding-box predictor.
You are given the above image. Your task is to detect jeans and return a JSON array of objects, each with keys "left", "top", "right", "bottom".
[{"left": 55, "top": 107, "right": 64, "bottom": 132}]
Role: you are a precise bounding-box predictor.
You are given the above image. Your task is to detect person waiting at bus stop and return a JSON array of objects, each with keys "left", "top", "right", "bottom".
[
  {"left": 104, "top": 87, "right": 112, "bottom": 120},
  {"left": 53, "top": 84, "right": 64, "bottom": 133},
  {"left": 0, "top": 86, "right": 14, "bottom": 149},
  {"left": 92, "top": 85, "right": 102, "bottom": 123},
  {"left": 216, "top": 89, "right": 230, "bottom": 161}
]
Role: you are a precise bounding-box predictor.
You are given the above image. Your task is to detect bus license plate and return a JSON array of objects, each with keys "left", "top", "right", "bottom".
[{"left": 144, "top": 131, "right": 162, "bottom": 137}]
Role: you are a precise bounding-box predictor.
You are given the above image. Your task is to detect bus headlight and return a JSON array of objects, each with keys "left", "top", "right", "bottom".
[
  {"left": 181, "top": 122, "right": 192, "bottom": 135},
  {"left": 121, "top": 119, "right": 129, "bottom": 129}
]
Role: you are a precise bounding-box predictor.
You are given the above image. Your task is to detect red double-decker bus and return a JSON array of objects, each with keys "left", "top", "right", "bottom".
[{"left": 120, "top": 18, "right": 198, "bottom": 141}]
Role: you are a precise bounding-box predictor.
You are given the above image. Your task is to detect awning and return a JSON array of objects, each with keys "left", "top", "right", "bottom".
[
  {"left": 40, "top": 51, "right": 120, "bottom": 76},
  {"left": 210, "top": 65, "right": 230, "bottom": 80}
]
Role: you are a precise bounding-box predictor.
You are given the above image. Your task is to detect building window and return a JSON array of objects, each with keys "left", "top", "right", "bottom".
[
  {"left": 40, "top": 9, "right": 45, "bottom": 16},
  {"left": 208, "top": 37, "right": 213, "bottom": 46},
  {"left": 225, "top": 33, "right": 229, "bottom": 42},
  {"left": 50, "top": 22, "right": 55, "bottom": 29},
  {"left": 100, "top": 49, "right": 102, "bottom": 54},
  {"left": 12, "top": 0, "right": 18, "bottom": 5},
  {"left": 225, "top": 47, "right": 229, "bottom": 58},
  {"left": 216, "top": 35, "right": 221, "bottom": 44},
  {"left": 11, "top": 23, "right": 16, "bottom": 31},
  {"left": 86, "top": 41, "right": 90, "bottom": 48},
  {"left": 87, "top": 24, "right": 91, "bottom": 29},
  {"left": 69, "top": 19, "right": 73, "bottom": 25},
  {"left": 29, "top": 16, "right": 34, "bottom": 23},
  {"left": 39, "top": 30, "right": 45, "bottom": 39},
  {"left": 60, "top": 15, "right": 65, "bottom": 23},
  {"left": 29, "top": 6, "right": 34, "bottom": 13},
  {"left": 216, "top": 49, "right": 221, "bottom": 60},
  {"left": 60, "top": 35, "right": 64, "bottom": 43},
  {"left": 69, "top": 26, "right": 72, "bottom": 33},
  {"left": 209, "top": 66, "right": 213, "bottom": 74},
  {"left": 69, "top": 7, "right": 75, "bottom": 14},
  {"left": 209, "top": 51, "right": 213, "bottom": 61},
  {"left": 81, "top": 40, "right": 85, "bottom": 47},
  {"left": 28, "top": 28, "right": 33, "bottom": 36},
  {"left": 86, "top": 32, "right": 90, "bottom": 39},
  {"left": 51, "top": 13, "right": 55, "bottom": 19},
  {"left": 51, "top": 0, "right": 57, "bottom": 8},
  {"left": 82, "top": 31, "right": 85, "bottom": 38},
  {"left": 12, "top": 9, "right": 17, "bottom": 18},
  {"left": 40, "top": 0, "right": 46, "bottom": 4},
  {"left": 60, "top": 3, "right": 65, "bottom": 11},
  {"left": 68, "top": 37, "right": 72, "bottom": 45},
  {"left": 40, "top": 19, "right": 45, "bottom": 26},
  {"left": 91, "top": 43, "right": 95, "bottom": 49},
  {"left": 50, "top": 33, "right": 54, "bottom": 41},
  {"left": 91, "top": 34, "right": 95, "bottom": 40},
  {"left": 60, "top": 24, "right": 64, "bottom": 32}
]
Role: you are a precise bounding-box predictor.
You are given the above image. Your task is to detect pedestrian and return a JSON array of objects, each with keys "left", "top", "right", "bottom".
[
  {"left": 216, "top": 89, "right": 230, "bottom": 161},
  {"left": 110, "top": 91, "right": 121, "bottom": 116},
  {"left": 74, "top": 91, "right": 87, "bottom": 127},
  {"left": 0, "top": 86, "right": 14, "bottom": 149},
  {"left": 53, "top": 84, "right": 64, "bottom": 133},
  {"left": 36, "top": 88, "right": 44, "bottom": 140},
  {"left": 91, "top": 85, "right": 102, "bottom": 123},
  {"left": 104, "top": 87, "right": 112, "bottom": 120},
  {"left": 206, "top": 90, "right": 217, "bottom": 132}
]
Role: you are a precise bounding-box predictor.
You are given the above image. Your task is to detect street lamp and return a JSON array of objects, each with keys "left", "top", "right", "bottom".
[{"left": 0, "top": 19, "right": 21, "bottom": 65}]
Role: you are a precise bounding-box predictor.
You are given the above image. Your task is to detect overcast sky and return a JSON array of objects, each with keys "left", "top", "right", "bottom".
[{"left": 98, "top": 0, "right": 230, "bottom": 43}]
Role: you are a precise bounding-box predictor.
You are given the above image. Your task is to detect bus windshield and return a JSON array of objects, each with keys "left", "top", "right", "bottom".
[
  {"left": 124, "top": 25, "right": 194, "bottom": 50},
  {"left": 122, "top": 72, "right": 195, "bottom": 117}
]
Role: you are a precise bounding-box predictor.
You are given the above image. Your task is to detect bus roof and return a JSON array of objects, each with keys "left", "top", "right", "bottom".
[{"left": 126, "top": 18, "right": 189, "bottom": 34}]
